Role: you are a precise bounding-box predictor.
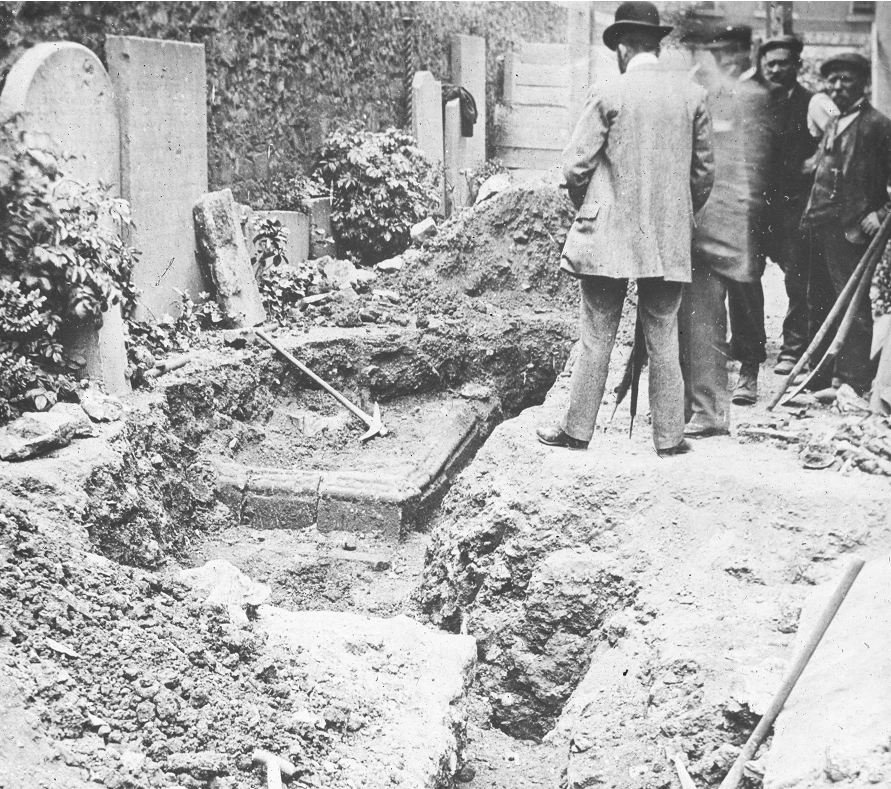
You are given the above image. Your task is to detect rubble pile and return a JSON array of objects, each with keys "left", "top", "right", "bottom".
[{"left": 0, "top": 502, "right": 338, "bottom": 789}]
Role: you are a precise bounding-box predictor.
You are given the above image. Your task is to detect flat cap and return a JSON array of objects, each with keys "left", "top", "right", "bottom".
[
  {"left": 820, "top": 52, "right": 871, "bottom": 78},
  {"left": 758, "top": 35, "right": 804, "bottom": 59}
]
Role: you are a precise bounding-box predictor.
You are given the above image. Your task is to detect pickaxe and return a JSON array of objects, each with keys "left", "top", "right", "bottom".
[
  {"left": 255, "top": 329, "right": 385, "bottom": 442},
  {"left": 668, "top": 557, "right": 864, "bottom": 789},
  {"left": 253, "top": 749, "right": 297, "bottom": 789}
]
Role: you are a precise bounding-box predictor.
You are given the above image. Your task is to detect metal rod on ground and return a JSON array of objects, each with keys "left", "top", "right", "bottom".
[
  {"left": 716, "top": 556, "right": 866, "bottom": 789},
  {"left": 254, "top": 329, "right": 384, "bottom": 442},
  {"left": 768, "top": 212, "right": 891, "bottom": 410}
]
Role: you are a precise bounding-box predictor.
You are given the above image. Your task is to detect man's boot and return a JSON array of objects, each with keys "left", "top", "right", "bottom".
[{"left": 732, "top": 363, "right": 759, "bottom": 405}]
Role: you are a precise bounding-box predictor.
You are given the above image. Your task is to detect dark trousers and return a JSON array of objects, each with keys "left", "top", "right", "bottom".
[
  {"left": 679, "top": 260, "right": 730, "bottom": 431},
  {"left": 808, "top": 223, "right": 874, "bottom": 394},
  {"left": 562, "top": 276, "right": 685, "bottom": 450},
  {"left": 727, "top": 208, "right": 811, "bottom": 366}
]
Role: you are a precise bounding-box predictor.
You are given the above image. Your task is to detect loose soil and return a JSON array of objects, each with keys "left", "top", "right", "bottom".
[{"left": 1, "top": 182, "right": 888, "bottom": 789}]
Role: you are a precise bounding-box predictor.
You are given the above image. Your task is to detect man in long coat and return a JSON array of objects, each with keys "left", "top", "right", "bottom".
[
  {"left": 680, "top": 32, "right": 770, "bottom": 437},
  {"left": 536, "top": 0, "right": 714, "bottom": 455}
]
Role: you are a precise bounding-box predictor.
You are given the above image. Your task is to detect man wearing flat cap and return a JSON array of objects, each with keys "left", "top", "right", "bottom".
[
  {"left": 728, "top": 35, "right": 818, "bottom": 405},
  {"left": 537, "top": 1, "right": 714, "bottom": 456},
  {"left": 800, "top": 52, "right": 891, "bottom": 398}
]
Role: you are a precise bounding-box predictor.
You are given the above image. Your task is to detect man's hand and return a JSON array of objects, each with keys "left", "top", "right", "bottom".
[{"left": 860, "top": 211, "right": 882, "bottom": 237}]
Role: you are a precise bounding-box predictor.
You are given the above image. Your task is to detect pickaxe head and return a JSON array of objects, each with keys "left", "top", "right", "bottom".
[{"left": 359, "top": 402, "right": 384, "bottom": 442}]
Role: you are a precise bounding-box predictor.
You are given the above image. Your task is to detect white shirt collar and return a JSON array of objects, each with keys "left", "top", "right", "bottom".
[{"left": 626, "top": 52, "right": 659, "bottom": 72}]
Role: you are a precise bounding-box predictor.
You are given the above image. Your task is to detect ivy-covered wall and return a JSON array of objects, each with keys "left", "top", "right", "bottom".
[{"left": 0, "top": 1, "right": 567, "bottom": 203}]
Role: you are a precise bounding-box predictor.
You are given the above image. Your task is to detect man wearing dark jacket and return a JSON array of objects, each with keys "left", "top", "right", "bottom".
[
  {"left": 801, "top": 53, "right": 891, "bottom": 397},
  {"left": 727, "top": 36, "right": 817, "bottom": 404}
]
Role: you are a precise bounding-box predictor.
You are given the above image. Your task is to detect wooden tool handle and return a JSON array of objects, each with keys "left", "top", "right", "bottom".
[
  {"left": 718, "top": 556, "right": 866, "bottom": 789},
  {"left": 768, "top": 213, "right": 891, "bottom": 410}
]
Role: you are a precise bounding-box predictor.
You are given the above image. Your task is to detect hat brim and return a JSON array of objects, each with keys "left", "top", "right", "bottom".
[
  {"left": 603, "top": 21, "right": 673, "bottom": 52},
  {"left": 820, "top": 57, "right": 870, "bottom": 78},
  {"left": 758, "top": 39, "right": 803, "bottom": 59}
]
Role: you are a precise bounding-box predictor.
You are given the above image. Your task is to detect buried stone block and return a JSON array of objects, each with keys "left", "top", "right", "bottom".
[
  {"left": 252, "top": 210, "right": 310, "bottom": 264},
  {"left": 193, "top": 189, "right": 267, "bottom": 328},
  {"left": 242, "top": 468, "right": 320, "bottom": 530},
  {"left": 308, "top": 196, "right": 336, "bottom": 258},
  {"left": 317, "top": 471, "right": 420, "bottom": 538}
]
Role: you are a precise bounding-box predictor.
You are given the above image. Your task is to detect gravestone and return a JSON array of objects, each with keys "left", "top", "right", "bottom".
[
  {"left": 105, "top": 35, "right": 209, "bottom": 321},
  {"left": 308, "top": 196, "right": 336, "bottom": 258},
  {"left": 450, "top": 34, "right": 486, "bottom": 202},
  {"left": 253, "top": 211, "right": 310, "bottom": 265},
  {"left": 411, "top": 71, "right": 444, "bottom": 211},
  {"left": 443, "top": 98, "right": 463, "bottom": 217},
  {"left": 874, "top": 6, "right": 891, "bottom": 117},
  {"left": 193, "top": 188, "right": 266, "bottom": 328},
  {"left": 0, "top": 42, "right": 128, "bottom": 394}
]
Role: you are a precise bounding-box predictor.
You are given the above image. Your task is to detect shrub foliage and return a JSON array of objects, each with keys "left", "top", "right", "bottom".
[
  {"left": 0, "top": 127, "right": 137, "bottom": 420},
  {"left": 313, "top": 124, "right": 440, "bottom": 265}
]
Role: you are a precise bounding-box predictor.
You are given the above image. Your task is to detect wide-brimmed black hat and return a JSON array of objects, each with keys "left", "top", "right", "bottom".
[
  {"left": 602, "top": 1, "right": 674, "bottom": 52},
  {"left": 758, "top": 35, "right": 804, "bottom": 60},
  {"left": 820, "top": 52, "right": 871, "bottom": 78}
]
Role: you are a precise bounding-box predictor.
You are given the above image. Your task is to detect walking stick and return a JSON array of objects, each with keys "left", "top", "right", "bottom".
[
  {"left": 628, "top": 312, "right": 646, "bottom": 437},
  {"left": 768, "top": 212, "right": 891, "bottom": 410}
]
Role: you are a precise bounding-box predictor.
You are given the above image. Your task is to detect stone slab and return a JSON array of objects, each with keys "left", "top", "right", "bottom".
[
  {"left": 242, "top": 468, "right": 320, "bottom": 530},
  {"left": 105, "top": 35, "right": 209, "bottom": 321},
  {"left": 874, "top": 6, "right": 891, "bottom": 118},
  {"left": 317, "top": 472, "right": 419, "bottom": 538},
  {"left": 763, "top": 556, "right": 891, "bottom": 789},
  {"left": 0, "top": 42, "right": 128, "bottom": 394},
  {"left": 260, "top": 608, "right": 476, "bottom": 789},
  {"left": 450, "top": 34, "right": 486, "bottom": 175},
  {"left": 193, "top": 188, "right": 266, "bottom": 328},
  {"left": 308, "top": 196, "right": 336, "bottom": 258},
  {"left": 443, "top": 98, "right": 463, "bottom": 217},
  {"left": 253, "top": 210, "right": 310, "bottom": 265}
]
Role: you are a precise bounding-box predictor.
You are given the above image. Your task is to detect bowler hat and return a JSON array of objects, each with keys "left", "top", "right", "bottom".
[
  {"left": 602, "top": 1, "right": 673, "bottom": 52},
  {"left": 820, "top": 52, "right": 871, "bottom": 79},
  {"left": 758, "top": 35, "right": 804, "bottom": 60}
]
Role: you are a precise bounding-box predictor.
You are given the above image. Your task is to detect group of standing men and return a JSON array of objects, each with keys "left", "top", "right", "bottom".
[{"left": 537, "top": 0, "right": 891, "bottom": 456}]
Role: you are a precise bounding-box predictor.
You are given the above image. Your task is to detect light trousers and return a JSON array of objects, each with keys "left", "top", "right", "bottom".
[{"left": 561, "top": 276, "right": 685, "bottom": 450}]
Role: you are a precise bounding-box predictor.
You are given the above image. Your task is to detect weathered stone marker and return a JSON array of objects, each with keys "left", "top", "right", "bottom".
[
  {"left": 105, "top": 35, "right": 209, "bottom": 321},
  {"left": 0, "top": 42, "right": 129, "bottom": 394},
  {"left": 254, "top": 210, "right": 310, "bottom": 265},
  {"left": 193, "top": 189, "right": 266, "bottom": 328},
  {"left": 411, "top": 71, "right": 444, "bottom": 210},
  {"left": 308, "top": 196, "right": 336, "bottom": 258},
  {"left": 443, "top": 98, "right": 463, "bottom": 216},
  {"left": 450, "top": 34, "right": 486, "bottom": 206}
]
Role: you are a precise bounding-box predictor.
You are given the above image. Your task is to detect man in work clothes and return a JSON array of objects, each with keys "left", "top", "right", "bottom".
[
  {"left": 728, "top": 36, "right": 817, "bottom": 405},
  {"left": 536, "top": 1, "right": 714, "bottom": 456},
  {"left": 680, "top": 30, "right": 770, "bottom": 438},
  {"left": 801, "top": 53, "right": 891, "bottom": 398}
]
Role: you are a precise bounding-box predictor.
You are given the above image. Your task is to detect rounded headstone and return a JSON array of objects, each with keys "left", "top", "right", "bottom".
[{"left": 0, "top": 42, "right": 128, "bottom": 394}]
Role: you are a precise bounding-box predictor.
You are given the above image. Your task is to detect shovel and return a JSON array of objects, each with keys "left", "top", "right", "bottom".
[
  {"left": 669, "top": 556, "right": 865, "bottom": 789},
  {"left": 769, "top": 212, "right": 891, "bottom": 410},
  {"left": 255, "top": 329, "right": 385, "bottom": 442}
]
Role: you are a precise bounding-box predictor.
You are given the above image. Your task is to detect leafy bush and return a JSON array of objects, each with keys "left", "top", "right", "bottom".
[
  {"left": 0, "top": 126, "right": 138, "bottom": 420},
  {"left": 253, "top": 218, "right": 320, "bottom": 321},
  {"left": 312, "top": 124, "right": 441, "bottom": 265},
  {"left": 235, "top": 170, "right": 322, "bottom": 213}
]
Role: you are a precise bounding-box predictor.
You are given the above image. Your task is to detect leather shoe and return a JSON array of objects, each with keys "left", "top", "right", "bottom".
[
  {"left": 683, "top": 422, "right": 730, "bottom": 438},
  {"left": 732, "top": 363, "right": 759, "bottom": 405},
  {"left": 774, "top": 357, "right": 797, "bottom": 376},
  {"left": 657, "top": 439, "right": 692, "bottom": 457},
  {"left": 536, "top": 425, "right": 589, "bottom": 450}
]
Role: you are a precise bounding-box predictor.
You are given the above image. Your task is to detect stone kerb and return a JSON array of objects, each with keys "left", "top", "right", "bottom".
[
  {"left": 0, "top": 42, "right": 129, "bottom": 395},
  {"left": 105, "top": 36, "right": 209, "bottom": 321}
]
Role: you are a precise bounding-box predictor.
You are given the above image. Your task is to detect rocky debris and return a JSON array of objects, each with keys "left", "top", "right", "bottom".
[
  {"left": 320, "top": 256, "right": 376, "bottom": 291},
  {"left": 376, "top": 255, "right": 404, "bottom": 272},
  {"left": 0, "top": 403, "right": 94, "bottom": 461},
  {"left": 179, "top": 559, "right": 270, "bottom": 624},
  {"left": 410, "top": 217, "right": 437, "bottom": 242},
  {"left": 193, "top": 188, "right": 267, "bottom": 328},
  {"left": 261, "top": 607, "right": 477, "bottom": 788},
  {"left": 797, "top": 415, "right": 891, "bottom": 477},
  {"left": 763, "top": 556, "right": 891, "bottom": 789},
  {"left": 78, "top": 390, "right": 124, "bottom": 423},
  {"left": 475, "top": 172, "right": 511, "bottom": 205}
]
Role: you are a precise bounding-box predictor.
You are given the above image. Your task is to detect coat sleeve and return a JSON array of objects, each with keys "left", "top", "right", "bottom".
[
  {"left": 690, "top": 89, "right": 715, "bottom": 215},
  {"left": 563, "top": 87, "right": 611, "bottom": 199}
]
